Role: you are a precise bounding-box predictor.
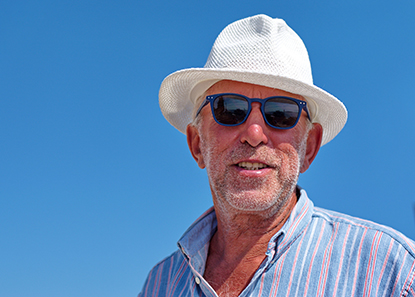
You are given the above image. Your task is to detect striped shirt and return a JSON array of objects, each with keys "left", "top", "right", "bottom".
[{"left": 139, "top": 189, "right": 415, "bottom": 297}]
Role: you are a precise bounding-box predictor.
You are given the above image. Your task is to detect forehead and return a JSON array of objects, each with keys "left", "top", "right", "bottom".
[{"left": 205, "top": 80, "right": 305, "bottom": 101}]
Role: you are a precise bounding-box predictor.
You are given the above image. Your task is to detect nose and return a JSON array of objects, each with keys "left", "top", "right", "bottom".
[{"left": 239, "top": 102, "right": 268, "bottom": 147}]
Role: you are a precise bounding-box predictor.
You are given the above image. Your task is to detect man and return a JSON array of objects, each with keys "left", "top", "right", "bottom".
[{"left": 139, "top": 14, "right": 415, "bottom": 296}]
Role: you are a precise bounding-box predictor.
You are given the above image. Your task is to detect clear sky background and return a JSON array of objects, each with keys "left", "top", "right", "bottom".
[{"left": 1, "top": 1, "right": 415, "bottom": 296}]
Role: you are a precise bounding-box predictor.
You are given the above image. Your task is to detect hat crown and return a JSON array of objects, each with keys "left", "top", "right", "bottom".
[{"left": 204, "top": 14, "right": 313, "bottom": 85}]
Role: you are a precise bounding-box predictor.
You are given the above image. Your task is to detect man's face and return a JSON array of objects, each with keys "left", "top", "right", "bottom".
[{"left": 187, "top": 80, "right": 321, "bottom": 217}]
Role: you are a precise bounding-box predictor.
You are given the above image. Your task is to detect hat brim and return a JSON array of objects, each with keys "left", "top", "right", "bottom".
[{"left": 159, "top": 67, "right": 347, "bottom": 146}]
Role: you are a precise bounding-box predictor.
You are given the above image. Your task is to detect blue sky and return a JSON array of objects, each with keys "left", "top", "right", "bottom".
[{"left": 1, "top": 1, "right": 415, "bottom": 296}]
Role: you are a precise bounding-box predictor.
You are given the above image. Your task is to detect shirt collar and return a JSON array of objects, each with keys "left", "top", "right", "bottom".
[
  {"left": 177, "top": 188, "right": 314, "bottom": 272},
  {"left": 177, "top": 207, "right": 217, "bottom": 255},
  {"left": 268, "top": 188, "right": 314, "bottom": 254}
]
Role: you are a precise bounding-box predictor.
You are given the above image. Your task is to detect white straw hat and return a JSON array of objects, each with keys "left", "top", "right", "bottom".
[{"left": 159, "top": 14, "right": 347, "bottom": 145}]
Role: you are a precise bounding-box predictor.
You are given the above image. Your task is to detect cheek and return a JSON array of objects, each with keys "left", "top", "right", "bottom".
[
  {"left": 200, "top": 124, "right": 240, "bottom": 159},
  {"left": 272, "top": 125, "right": 309, "bottom": 161},
  {"left": 276, "top": 143, "right": 299, "bottom": 157},
  {"left": 199, "top": 133, "right": 223, "bottom": 170},
  {"left": 275, "top": 143, "right": 303, "bottom": 174}
]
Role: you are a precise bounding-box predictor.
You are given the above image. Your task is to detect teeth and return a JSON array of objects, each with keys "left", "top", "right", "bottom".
[{"left": 238, "top": 162, "right": 268, "bottom": 170}]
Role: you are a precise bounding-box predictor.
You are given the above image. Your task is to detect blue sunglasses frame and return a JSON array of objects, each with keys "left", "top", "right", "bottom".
[{"left": 195, "top": 93, "right": 311, "bottom": 130}]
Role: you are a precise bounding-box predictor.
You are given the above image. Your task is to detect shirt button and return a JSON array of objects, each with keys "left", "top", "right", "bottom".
[{"left": 195, "top": 276, "right": 201, "bottom": 284}]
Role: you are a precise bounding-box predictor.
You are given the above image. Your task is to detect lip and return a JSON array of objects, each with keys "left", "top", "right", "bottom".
[{"left": 235, "top": 159, "right": 273, "bottom": 167}]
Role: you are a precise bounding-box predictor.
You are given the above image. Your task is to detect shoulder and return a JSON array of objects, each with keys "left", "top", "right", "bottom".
[
  {"left": 144, "top": 249, "right": 186, "bottom": 281},
  {"left": 138, "top": 250, "right": 185, "bottom": 296},
  {"left": 138, "top": 249, "right": 194, "bottom": 297},
  {"left": 313, "top": 206, "right": 415, "bottom": 259}
]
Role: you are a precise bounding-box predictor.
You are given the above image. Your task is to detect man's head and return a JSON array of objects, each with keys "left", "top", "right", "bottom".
[
  {"left": 186, "top": 80, "right": 322, "bottom": 218},
  {"left": 158, "top": 14, "right": 347, "bottom": 217}
]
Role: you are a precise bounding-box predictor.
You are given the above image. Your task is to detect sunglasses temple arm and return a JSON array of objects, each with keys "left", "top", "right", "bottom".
[
  {"left": 304, "top": 105, "right": 311, "bottom": 121},
  {"left": 195, "top": 99, "right": 210, "bottom": 118}
]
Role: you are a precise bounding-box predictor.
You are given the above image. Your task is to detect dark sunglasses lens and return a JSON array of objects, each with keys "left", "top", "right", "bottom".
[
  {"left": 213, "top": 95, "right": 248, "bottom": 125},
  {"left": 264, "top": 98, "right": 300, "bottom": 128}
]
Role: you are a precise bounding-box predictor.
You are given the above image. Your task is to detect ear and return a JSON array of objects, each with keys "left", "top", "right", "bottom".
[
  {"left": 186, "top": 124, "right": 206, "bottom": 169},
  {"left": 300, "top": 123, "right": 323, "bottom": 173}
]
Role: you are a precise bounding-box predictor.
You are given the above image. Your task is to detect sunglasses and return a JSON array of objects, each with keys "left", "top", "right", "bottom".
[{"left": 195, "top": 93, "right": 311, "bottom": 129}]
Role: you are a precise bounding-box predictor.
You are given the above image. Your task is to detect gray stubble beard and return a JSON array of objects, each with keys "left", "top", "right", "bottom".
[{"left": 198, "top": 123, "right": 310, "bottom": 220}]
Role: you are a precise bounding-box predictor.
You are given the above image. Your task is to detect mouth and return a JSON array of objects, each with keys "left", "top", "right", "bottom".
[{"left": 237, "top": 161, "right": 269, "bottom": 170}]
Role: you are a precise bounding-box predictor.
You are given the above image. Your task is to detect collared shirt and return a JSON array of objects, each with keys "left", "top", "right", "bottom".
[{"left": 139, "top": 189, "right": 415, "bottom": 297}]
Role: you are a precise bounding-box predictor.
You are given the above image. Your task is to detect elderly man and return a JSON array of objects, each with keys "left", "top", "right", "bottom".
[{"left": 139, "top": 15, "right": 415, "bottom": 296}]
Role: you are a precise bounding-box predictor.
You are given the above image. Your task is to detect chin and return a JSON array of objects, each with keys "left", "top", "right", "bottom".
[{"left": 225, "top": 191, "right": 287, "bottom": 213}]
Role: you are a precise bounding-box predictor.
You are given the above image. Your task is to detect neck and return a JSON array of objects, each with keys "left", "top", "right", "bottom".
[
  {"left": 203, "top": 190, "right": 298, "bottom": 295},
  {"left": 212, "top": 189, "right": 298, "bottom": 261}
]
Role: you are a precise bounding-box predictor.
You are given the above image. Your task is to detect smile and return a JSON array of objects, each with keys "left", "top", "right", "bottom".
[{"left": 237, "top": 162, "right": 269, "bottom": 170}]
